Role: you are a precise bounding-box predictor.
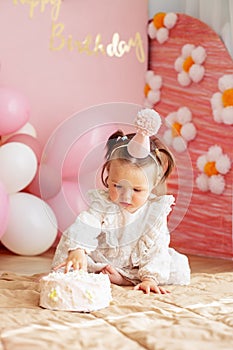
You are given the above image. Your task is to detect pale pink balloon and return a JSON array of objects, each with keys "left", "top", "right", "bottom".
[
  {"left": 26, "top": 163, "right": 62, "bottom": 200},
  {"left": 42, "top": 103, "right": 139, "bottom": 182},
  {"left": 0, "top": 181, "right": 9, "bottom": 239},
  {"left": 24, "top": 169, "right": 41, "bottom": 198},
  {"left": 4, "top": 134, "right": 42, "bottom": 163},
  {"left": 0, "top": 87, "right": 30, "bottom": 136},
  {"left": 46, "top": 180, "right": 87, "bottom": 234}
]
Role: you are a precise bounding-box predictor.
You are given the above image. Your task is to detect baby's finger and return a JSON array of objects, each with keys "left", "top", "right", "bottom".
[
  {"left": 160, "top": 287, "right": 170, "bottom": 294},
  {"left": 73, "top": 261, "right": 81, "bottom": 270},
  {"left": 153, "top": 286, "right": 170, "bottom": 294},
  {"left": 52, "top": 262, "right": 66, "bottom": 271},
  {"left": 80, "top": 260, "right": 87, "bottom": 271},
  {"left": 133, "top": 284, "right": 140, "bottom": 290},
  {"left": 153, "top": 286, "right": 162, "bottom": 294},
  {"left": 65, "top": 260, "right": 73, "bottom": 273}
]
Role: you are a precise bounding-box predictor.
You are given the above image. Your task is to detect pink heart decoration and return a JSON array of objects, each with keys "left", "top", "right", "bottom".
[{"left": 148, "top": 13, "right": 233, "bottom": 259}]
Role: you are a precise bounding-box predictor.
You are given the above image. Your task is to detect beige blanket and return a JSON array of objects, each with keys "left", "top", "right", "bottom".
[{"left": 0, "top": 270, "right": 233, "bottom": 350}]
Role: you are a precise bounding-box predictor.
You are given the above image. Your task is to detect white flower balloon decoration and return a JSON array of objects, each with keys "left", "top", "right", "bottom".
[
  {"left": 148, "top": 12, "right": 178, "bottom": 44},
  {"left": 174, "top": 44, "right": 207, "bottom": 86},
  {"left": 210, "top": 74, "right": 233, "bottom": 125},
  {"left": 163, "top": 107, "right": 197, "bottom": 152},
  {"left": 144, "top": 71, "right": 162, "bottom": 108},
  {"left": 196, "top": 145, "right": 231, "bottom": 195}
]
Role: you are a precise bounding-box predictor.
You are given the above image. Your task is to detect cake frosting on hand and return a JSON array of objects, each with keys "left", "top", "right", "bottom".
[{"left": 39, "top": 270, "right": 112, "bottom": 312}]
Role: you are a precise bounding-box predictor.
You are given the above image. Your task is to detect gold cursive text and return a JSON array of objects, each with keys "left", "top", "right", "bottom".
[
  {"left": 49, "top": 22, "right": 145, "bottom": 63},
  {"left": 12, "top": 0, "right": 62, "bottom": 21}
]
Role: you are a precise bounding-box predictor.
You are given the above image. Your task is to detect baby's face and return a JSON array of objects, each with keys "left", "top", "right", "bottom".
[{"left": 107, "top": 160, "right": 155, "bottom": 213}]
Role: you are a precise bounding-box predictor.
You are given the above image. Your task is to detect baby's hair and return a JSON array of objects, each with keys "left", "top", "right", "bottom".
[{"left": 101, "top": 130, "right": 175, "bottom": 188}]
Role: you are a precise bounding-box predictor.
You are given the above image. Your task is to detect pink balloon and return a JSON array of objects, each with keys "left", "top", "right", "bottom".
[
  {"left": 46, "top": 180, "right": 87, "bottom": 233},
  {"left": 0, "top": 181, "right": 9, "bottom": 239},
  {"left": 0, "top": 87, "right": 30, "bottom": 136},
  {"left": 61, "top": 125, "right": 115, "bottom": 179},
  {"left": 4, "top": 134, "right": 42, "bottom": 162},
  {"left": 41, "top": 103, "right": 140, "bottom": 236},
  {"left": 26, "top": 163, "right": 62, "bottom": 200},
  {"left": 42, "top": 103, "right": 138, "bottom": 182}
]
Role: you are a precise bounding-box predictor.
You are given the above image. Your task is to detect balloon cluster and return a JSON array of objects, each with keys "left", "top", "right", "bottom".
[{"left": 0, "top": 87, "right": 58, "bottom": 255}]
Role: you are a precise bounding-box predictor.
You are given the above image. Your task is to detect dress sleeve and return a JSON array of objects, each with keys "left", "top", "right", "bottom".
[
  {"left": 132, "top": 195, "right": 175, "bottom": 284},
  {"left": 51, "top": 190, "right": 105, "bottom": 268}
]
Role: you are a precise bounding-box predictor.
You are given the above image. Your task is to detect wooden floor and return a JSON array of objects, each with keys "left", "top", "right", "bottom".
[
  {"left": 0, "top": 245, "right": 53, "bottom": 275},
  {"left": 0, "top": 245, "right": 233, "bottom": 275}
]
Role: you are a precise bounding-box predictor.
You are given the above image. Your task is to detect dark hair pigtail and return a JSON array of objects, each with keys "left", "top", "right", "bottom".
[
  {"left": 157, "top": 148, "right": 175, "bottom": 183},
  {"left": 105, "top": 130, "right": 124, "bottom": 160},
  {"left": 102, "top": 130, "right": 125, "bottom": 188},
  {"left": 150, "top": 136, "right": 175, "bottom": 183}
]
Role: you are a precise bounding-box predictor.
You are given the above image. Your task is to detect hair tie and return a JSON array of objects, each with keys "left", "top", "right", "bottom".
[
  {"left": 116, "top": 135, "right": 128, "bottom": 142},
  {"left": 121, "top": 136, "right": 128, "bottom": 141},
  {"left": 127, "top": 108, "right": 162, "bottom": 158}
]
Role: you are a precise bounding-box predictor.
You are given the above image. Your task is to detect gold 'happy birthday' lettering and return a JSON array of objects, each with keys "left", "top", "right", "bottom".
[
  {"left": 12, "top": 0, "right": 62, "bottom": 21},
  {"left": 49, "top": 22, "right": 145, "bottom": 63},
  {"left": 12, "top": 0, "right": 145, "bottom": 63}
]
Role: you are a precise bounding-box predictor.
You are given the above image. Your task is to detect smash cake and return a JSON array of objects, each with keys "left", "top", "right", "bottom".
[{"left": 39, "top": 270, "right": 112, "bottom": 312}]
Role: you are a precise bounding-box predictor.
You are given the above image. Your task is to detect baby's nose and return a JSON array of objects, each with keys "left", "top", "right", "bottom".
[{"left": 121, "top": 188, "right": 133, "bottom": 202}]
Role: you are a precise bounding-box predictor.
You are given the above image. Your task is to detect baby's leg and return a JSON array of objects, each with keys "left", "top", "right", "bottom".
[
  {"left": 168, "top": 248, "right": 191, "bottom": 285},
  {"left": 101, "top": 265, "right": 133, "bottom": 286}
]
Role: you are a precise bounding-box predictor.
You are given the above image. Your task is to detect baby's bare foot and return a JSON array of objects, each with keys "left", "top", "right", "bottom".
[{"left": 101, "top": 265, "right": 132, "bottom": 286}]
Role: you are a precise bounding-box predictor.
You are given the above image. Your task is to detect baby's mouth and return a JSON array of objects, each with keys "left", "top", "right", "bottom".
[{"left": 119, "top": 202, "right": 131, "bottom": 208}]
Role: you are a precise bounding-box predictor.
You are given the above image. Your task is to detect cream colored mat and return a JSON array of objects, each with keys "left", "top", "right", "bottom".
[{"left": 0, "top": 271, "right": 233, "bottom": 349}]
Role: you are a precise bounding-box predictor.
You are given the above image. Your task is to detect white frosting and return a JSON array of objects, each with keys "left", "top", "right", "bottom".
[{"left": 40, "top": 270, "right": 112, "bottom": 312}]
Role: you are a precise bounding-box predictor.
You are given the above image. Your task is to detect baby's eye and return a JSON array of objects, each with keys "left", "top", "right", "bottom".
[
  {"left": 134, "top": 188, "right": 141, "bottom": 192},
  {"left": 114, "top": 184, "right": 122, "bottom": 189}
]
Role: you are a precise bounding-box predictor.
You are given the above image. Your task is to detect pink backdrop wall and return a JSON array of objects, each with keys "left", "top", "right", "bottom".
[{"left": 0, "top": 0, "right": 148, "bottom": 147}]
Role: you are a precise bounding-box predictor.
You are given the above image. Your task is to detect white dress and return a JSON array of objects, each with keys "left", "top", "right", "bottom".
[{"left": 52, "top": 189, "right": 190, "bottom": 285}]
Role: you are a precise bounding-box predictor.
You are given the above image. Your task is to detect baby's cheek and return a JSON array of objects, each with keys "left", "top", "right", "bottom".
[
  {"left": 109, "top": 188, "right": 118, "bottom": 203},
  {"left": 136, "top": 192, "right": 149, "bottom": 205}
]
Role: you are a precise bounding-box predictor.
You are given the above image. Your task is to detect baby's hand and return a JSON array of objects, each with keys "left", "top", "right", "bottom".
[
  {"left": 53, "top": 248, "right": 87, "bottom": 273},
  {"left": 134, "top": 278, "right": 170, "bottom": 294}
]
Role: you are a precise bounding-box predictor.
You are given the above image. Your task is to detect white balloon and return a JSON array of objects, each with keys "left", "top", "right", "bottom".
[
  {"left": 0, "top": 142, "right": 37, "bottom": 193},
  {"left": 1, "top": 122, "right": 37, "bottom": 143},
  {"left": 1, "top": 192, "right": 58, "bottom": 255}
]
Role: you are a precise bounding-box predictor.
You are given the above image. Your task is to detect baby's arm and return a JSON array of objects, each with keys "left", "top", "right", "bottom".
[
  {"left": 52, "top": 209, "right": 102, "bottom": 272},
  {"left": 53, "top": 248, "right": 87, "bottom": 273}
]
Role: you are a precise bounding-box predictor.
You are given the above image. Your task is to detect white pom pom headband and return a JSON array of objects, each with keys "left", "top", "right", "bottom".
[{"left": 109, "top": 108, "right": 162, "bottom": 161}]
